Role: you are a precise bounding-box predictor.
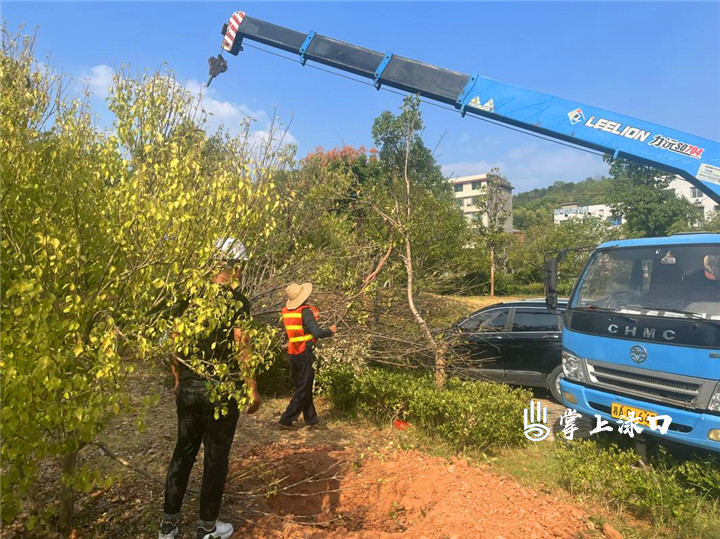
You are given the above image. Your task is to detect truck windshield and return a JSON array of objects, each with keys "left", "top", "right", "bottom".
[{"left": 571, "top": 244, "right": 720, "bottom": 319}]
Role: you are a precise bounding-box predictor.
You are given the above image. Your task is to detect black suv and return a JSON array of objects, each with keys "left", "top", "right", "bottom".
[{"left": 452, "top": 299, "right": 567, "bottom": 401}]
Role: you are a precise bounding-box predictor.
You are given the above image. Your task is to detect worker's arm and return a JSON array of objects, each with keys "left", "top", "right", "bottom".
[
  {"left": 234, "top": 326, "right": 261, "bottom": 414},
  {"left": 169, "top": 353, "right": 181, "bottom": 396},
  {"left": 302, "top": 308, "right": 337, "bottom": 339}
]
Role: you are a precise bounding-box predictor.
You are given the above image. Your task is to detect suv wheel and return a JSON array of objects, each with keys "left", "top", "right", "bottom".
[{"left": 547, "top": 365, "right": 564, "bottom": 403}]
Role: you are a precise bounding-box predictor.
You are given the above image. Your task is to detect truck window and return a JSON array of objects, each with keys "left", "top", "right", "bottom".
[{"left": 572, "top": 245, "right": 720, "bottom": 318}]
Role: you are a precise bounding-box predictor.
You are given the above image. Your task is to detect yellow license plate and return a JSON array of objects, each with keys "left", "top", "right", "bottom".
[{"left": 611, "top": 403, "right": 657, "bottom": 427}]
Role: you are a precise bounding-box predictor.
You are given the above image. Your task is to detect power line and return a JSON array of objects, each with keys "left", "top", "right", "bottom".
[{"left": 240, "top": 42, "right": 607, "bottom": 159}]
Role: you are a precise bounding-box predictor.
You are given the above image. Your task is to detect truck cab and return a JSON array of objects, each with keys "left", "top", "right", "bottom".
[{"left": 559, "top": 233, "right": 720, "bottom": 451}]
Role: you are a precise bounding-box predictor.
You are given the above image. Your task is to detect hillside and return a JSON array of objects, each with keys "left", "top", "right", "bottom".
[{"left": 513, "top": 176, "right": 614, "bottom": 230}]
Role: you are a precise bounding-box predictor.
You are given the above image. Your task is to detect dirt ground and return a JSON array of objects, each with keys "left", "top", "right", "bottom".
[
  {"left": 5, "top": 367, "right": 603, "bottom": 539},
  {"left": 234, "top": 445, "right": 591, "bottom": 539}
]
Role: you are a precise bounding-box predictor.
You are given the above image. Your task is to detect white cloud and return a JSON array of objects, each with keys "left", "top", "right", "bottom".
[
  {"left": 184, "top": 79, "right": 296, "bottom": 150},
  {"left": 83, "top": 64, "right": 114, "bottom": 98},
  {"left": 441, "top": 143, "right": 609, "bottom": 192},
  {"left": 247, "top": 128, "right": 298, "bottom": 150},
  {"left": 78, "top": 67, "right": 297, "bottom": 151}
]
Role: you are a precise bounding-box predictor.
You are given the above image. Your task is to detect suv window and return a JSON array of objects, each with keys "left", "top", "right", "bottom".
[
  {"left": 512, "top": 309, "right": 559, "bottom": 332},
  {"left": 479, "top": 309, "right": 509, "bottom": 331},
  {"left": 458, "top": 309, "right": 509, "bottom": 332},
  {"left": 459, "top": 312, "right": 487, "bottom": 332}
]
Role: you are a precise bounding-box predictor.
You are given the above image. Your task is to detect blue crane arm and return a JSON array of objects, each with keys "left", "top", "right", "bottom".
[{"left": 219, "top": 11, "right": 720, "bottom": 204}]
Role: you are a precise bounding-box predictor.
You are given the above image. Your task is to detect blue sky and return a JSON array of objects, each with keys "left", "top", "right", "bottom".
[{"left": 4, "top": 1, "right": 719, "bottom": 193}]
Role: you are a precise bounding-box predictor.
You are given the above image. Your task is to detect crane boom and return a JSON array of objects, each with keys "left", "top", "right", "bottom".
[{"left": 217, "top": 11, "right": 720, "bottom": 204}]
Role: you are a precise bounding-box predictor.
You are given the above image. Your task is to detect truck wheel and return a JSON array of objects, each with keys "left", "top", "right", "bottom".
[{"left": 548, "top": 365, "right": 564, "bottom": 403}]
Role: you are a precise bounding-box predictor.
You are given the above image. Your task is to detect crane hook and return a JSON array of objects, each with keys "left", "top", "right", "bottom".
[{"left": 206, "top": 54, "right": 228, "bottom": 87}]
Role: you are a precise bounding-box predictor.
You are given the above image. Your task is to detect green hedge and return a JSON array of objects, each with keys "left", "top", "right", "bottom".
[
  {"left": 554, "top": 440, "right": 720, "bottom": 534},
  {"left": 320, "top": 366, "right": 531, "bottom": 452}
]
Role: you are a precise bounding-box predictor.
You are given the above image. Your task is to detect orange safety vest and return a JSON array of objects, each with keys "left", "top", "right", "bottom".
[{"left": 281, "top": 305, "right": 320, "bottom": 355}]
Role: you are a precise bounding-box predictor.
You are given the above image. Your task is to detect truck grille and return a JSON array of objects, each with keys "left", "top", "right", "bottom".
[{"left": 587, "top": 361, "right": 706, "bottom": 408}]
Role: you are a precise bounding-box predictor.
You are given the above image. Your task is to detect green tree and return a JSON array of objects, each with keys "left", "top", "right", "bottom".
[
  {"left": 366, "top": 96, "right": 469, "bottom": 388},
  {"left": 283, "top": 97, "right": 469, "bottom": 388},
  {"left": 509, "top": 218, "right": 620, "bottom": 294},
  {"left": 372, "top": 104, "right": 448, "bottom": 195},
  {"left": 1, "top": 30, "right": 282, "bottom": 530},
  {"left": 605, "top": 158, "right": 699, "bottom": 237}
]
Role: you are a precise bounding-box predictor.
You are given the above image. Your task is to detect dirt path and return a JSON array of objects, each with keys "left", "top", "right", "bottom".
[{"left": 5, "top": 370, "right": 601, "bottom": 538}]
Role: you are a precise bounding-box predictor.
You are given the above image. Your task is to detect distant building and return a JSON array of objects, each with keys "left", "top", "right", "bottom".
[
  {"left": 553, "top": 203, "right": 623, "bottom": 226},
  {"left": 448, "top": 173, "right": 514, "bottom": 233},
  {"left": 668, "top": 176, "right": 719, "bottom": 221},
  {"left": 553, "top": 175, "right": 719, "bottom": 226}
]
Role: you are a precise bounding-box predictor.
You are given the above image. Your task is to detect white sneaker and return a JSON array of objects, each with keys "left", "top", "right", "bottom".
[
  {"left": 158, "top": 519, "right": 179, "bottom": 538},
  {"left": 197, "top": 521, "right": 234, "bottom": 539}
]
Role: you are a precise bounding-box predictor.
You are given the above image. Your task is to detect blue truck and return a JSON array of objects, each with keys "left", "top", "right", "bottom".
[
  {"left": 549, "top": 234, "right": 720, "bottom": 451},
  {"left": 214, "top": 10, "right": 720, "bottom": 451}
]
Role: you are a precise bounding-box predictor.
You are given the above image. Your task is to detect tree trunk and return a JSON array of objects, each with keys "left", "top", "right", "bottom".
[
  {"left": 400, "top": 123, "right": 445, "bottom": 389},
  {"left": 490, "top": 246, "right": 495, "bottom": 298},
  {"left": 58, "top": 449, "right": 78, "bottom": 533},
  {"left": 403, "top": 234, "right": 445, "bottom": 389}
]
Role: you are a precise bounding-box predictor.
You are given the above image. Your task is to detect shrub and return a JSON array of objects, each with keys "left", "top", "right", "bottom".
[
  {"left": 256, "top": 349, "right": 294, "bottom": 396},
  {"left": 323, "top": 365, "right": 530, "bottom": 452},
  {"left": 505, "top": 282, "right": 545, "bottom": 296},
  {"left": 314, "top": 338, "right": 370, "bottom": 397},
  {"left": 554, "top": 440, "right": 720, "bottom": 533},
  {"left": 409, "top": 377, "right": 530, "bottom": 451},
  {"left": 351, "top": 367, "right": 432, "bottom": 421},
  {"left": 672, "top": 454, "right": 720, "bottom": 499},
  {"left": 316, "top": 364, "right": 357, "bottom": 412}
]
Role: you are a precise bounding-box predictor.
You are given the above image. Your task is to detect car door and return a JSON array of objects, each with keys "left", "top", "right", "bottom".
[
  {"left": 456, "top": 307, "right": 511, "bottom": 381},
  {"left": 502, "top": 308, "right": 562, "bottom": 386}
]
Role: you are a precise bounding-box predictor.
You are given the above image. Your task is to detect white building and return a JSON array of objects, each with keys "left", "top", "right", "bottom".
[
  {"left": 553, "top": 203, "right": 624, "bottom": 225},
  {"left": 553, "top": 175, "right": 718, "bottom": 225},
  {"left": 449, "top": 173, "right": 514, "bottom": 233},
  {"left": 668, "top": 176, "right": 719, "bottom": 221}
]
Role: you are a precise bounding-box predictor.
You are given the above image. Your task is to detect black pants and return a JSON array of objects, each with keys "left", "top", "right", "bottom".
[
  {"left": 280, "top": 350, "right": 318, "bottom": 425},
  {"left": 163, "top": 385, "right": 239, "bottom": 522}
]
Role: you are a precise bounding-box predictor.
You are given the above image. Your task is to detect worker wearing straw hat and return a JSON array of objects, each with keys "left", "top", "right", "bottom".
[{"left": 278, "top": 282, "right": 336, "bottom": 429}]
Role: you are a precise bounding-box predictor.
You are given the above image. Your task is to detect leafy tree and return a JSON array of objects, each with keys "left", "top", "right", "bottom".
[
  {"left": 1, "top": 30, "right": 283, "bottom": 530},
  {"left": 696, "top": 211, "right": 720, "bottom": 233},
  {"left": 280, "top": 97, "right": 469, "bottom": 388},
  {"left": 371, "top": 104, "right": 448, "bottom": 195},
  {"left": 508, "top": 218, "right": 620, "bottom": 294},
  {"left": 366, "top": 96, "right": 471, "bottom": 388},
  {"left": 605, "top": 158, "right": 699, "bottom": 238}
]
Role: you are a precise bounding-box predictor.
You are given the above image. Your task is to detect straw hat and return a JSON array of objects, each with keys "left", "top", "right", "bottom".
[{"left": 284, "top": 282, "right": 313, "bottom": 310}]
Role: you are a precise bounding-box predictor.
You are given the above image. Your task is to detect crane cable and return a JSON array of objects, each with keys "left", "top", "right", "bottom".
[{"left": 239, "top": 42, "right": 607, "bottom": 159}]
